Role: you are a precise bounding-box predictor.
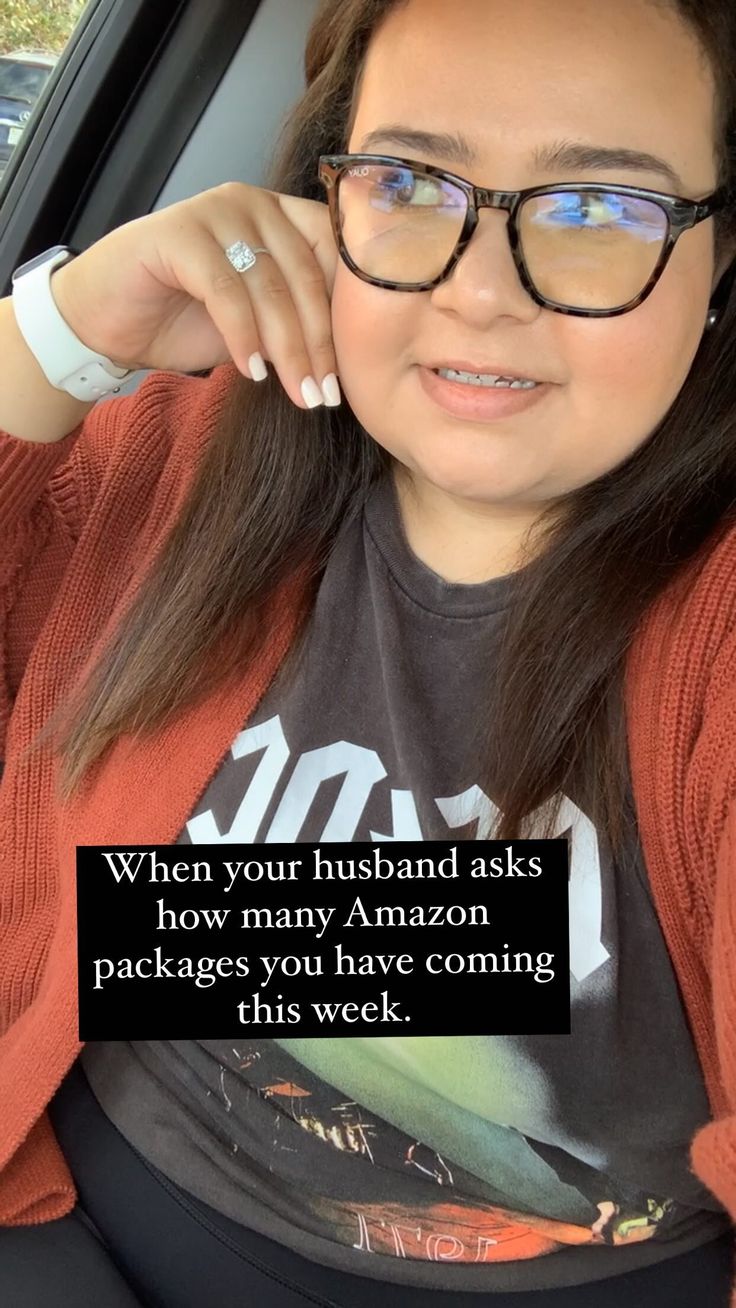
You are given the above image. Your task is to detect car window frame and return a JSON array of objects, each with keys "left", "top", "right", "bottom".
[{"left": 0, "top": 0, "right": 259, "bottom": 293}]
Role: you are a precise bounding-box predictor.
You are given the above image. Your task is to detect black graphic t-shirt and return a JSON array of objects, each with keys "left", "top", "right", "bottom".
[{"left": 81, "top": 472, "right": 728, "bottom": 1292}]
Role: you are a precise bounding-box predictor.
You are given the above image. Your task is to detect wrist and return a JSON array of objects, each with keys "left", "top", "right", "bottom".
[
  {"left": 49, "top": 261, "right": 125, "bottom": 368},
  {"left": 0, "top": 297, "right": 95, "bottom": 444},
  {"left": 11, "top": 246, "right": 132, "bottom": 401}
]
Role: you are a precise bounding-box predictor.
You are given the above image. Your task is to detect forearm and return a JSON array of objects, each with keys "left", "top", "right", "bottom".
[{"left": 0, "top": 293, "right": 95, "bottom": 445}]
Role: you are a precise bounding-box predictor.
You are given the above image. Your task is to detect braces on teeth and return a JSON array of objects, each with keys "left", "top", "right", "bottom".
[{"left": 437, "top": 368, "right": 538, "bottom": 389}]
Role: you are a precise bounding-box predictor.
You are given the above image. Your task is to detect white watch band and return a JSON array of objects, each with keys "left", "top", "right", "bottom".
[{"left": 11, "top": 246, "right": 132, "bottom": 403}]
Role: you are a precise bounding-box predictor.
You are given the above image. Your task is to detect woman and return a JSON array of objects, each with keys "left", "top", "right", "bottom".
[{"left": 0, "top": 0, "right": 735, "bottom": 1303}]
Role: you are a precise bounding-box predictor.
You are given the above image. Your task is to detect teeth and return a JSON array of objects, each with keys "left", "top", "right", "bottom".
[{"left": 436, "top": 367, "right": 538, "bottom": 389}]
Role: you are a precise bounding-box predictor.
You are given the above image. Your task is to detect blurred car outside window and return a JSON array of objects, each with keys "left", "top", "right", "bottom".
[{"left": 0, "top": 0, "right": 89, "bottom": 176}]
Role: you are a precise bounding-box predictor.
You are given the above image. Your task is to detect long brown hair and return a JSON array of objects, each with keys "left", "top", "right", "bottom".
[{"left": 53, "top": 0, "right": 736, "bottom": 855}]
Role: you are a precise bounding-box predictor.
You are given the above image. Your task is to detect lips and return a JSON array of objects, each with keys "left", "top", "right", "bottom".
[{"left": 417, "top": 364, "right": 551, "bottom": 420}]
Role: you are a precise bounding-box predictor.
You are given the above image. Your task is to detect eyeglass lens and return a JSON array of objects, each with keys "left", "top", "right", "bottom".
[{"left": 337, "top": 163, "right": 670, "bottom": 309}]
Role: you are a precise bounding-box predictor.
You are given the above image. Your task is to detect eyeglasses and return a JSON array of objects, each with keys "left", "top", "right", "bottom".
[{"left": 318, "top": 153, "right": 727, "bottom": 318}]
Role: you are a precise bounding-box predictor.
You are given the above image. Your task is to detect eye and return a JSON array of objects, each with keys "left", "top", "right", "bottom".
[
  {"left": 545, "top": 192, "right": 629, "bottom": 228},
  {"left": 375, "top": 169, "right": 447, "bottom": 208},
  {"left": 578, "top": 194, "right": 624, "bottom": 225}
]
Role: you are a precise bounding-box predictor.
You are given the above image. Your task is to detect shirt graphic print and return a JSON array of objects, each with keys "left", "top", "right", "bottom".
[
  {"left": 82, "top": 473, "right": 726, "bottom": 1291},
  {"left": 181, "top": 706, "right": 718, "bottom": 1269},
  {"left": 177, "top": 477, "right": 723, "bottom": 1275}
]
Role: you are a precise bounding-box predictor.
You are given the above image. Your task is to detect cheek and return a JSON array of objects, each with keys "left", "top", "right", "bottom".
[
  {"left": 561, "top": 264, "right": 711, "bottom": 458},
  {"left": 331, "top": 265, "right": 417, "bottom": 409},
  {"left": 330, "top": 264, "right": 367, "bottom": 357}
]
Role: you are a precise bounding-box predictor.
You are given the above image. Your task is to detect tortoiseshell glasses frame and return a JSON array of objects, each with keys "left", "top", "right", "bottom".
[{"left": 318, "top": 153, "right": 727, "bottom": 318}]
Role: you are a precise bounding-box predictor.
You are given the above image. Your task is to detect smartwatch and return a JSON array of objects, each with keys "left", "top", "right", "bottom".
[{"left": 11, "top": 245, "right": 132, "bottom": 403}]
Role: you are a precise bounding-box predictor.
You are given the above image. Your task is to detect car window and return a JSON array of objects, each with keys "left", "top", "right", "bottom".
[
  {"left": 0, "top": 61, "right": 50, "bottom": 102},
  {"left": 0, "top": 0, "right": 90, "bottom": 177}
]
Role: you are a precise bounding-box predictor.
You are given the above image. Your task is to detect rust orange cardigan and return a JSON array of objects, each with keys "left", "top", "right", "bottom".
[{"left": 0, "top": 367, "right": 735, "bottom": 1262}]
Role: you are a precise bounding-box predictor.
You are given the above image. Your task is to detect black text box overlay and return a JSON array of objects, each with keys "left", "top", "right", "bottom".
[{"left": 76, "top": 841, "right": 570, "bottom": 1038}]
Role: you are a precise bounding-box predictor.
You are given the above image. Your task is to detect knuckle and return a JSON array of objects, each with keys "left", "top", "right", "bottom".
[
  {"left": 211, "top": 269, "right": 242, "bottom": 295},
  {"left": 279, "top": 340, "right": 311, "bottom": 368},
  {"left": 213, "top": 180, "right": 247, "bottom": 203},
  {"left": 260, "top": 278, "right": 290, "bottom": 301},
  {"left": 300, "top": 266, "right": 328, "bottom": 291},
  {"left": 309, "top": 331, "right": 335, "bottom": 356}
]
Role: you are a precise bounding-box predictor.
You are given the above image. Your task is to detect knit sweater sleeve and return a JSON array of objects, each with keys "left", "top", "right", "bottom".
[
  {"left": 684, "top": 618, "right": 736, "bottom": 1308},
  {"left": 690, "top": 791, "right": 736, "bottom": 1221},
  {"left": 0, "top": 365, "right": 238, "bottom": 756}
]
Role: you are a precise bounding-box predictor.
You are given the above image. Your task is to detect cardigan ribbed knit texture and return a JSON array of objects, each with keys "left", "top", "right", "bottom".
[{"left": 0, "top": 366, "right": 734, "bottom": 1287}]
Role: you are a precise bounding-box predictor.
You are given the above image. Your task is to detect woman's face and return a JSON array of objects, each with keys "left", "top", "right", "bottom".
[{"left": 331, "top": 0, "right": 724, "bottom": 563}]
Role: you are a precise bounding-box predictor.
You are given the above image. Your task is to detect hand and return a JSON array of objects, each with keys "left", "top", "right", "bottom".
[{"left": 50, "top": 181, "right": 341, "bottom": 409}]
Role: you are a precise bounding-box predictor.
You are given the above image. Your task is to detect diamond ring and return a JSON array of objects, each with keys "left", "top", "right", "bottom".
[{"left": 224, "top": 241, "right": 270, "bottom": 273}]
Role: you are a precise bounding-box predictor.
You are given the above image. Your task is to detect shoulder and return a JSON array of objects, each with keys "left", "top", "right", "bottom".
[
  {"left": 626, "top": 521, "right": 736, "bottom": 918},
  {"left": 680, "top": 520, "right": 736, "bottom": 705},
  {"left": 633, "top": 518, "right": 736, "bottom": 684},
  {"left": 671, "top": 521, "right": 736, "bottom": 850},
  {"left": 627, "top": 518, "right": 736, "bottom": 805}
]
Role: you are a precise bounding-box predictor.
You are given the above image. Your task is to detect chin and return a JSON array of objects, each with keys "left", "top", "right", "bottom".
[{"left": 400, "top": 456, "right": 531, "bottom": 504}]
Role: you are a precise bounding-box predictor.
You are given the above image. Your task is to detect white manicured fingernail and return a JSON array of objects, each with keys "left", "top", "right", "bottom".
[
  {"left": 301, "top": 375, "right": 324, "bottom": 408},
  {"left": 248, "top": 352, "right": 268, "bottom": 381},
  {"left": 321, "top": 373, "right": 341, "bottom": 406}
]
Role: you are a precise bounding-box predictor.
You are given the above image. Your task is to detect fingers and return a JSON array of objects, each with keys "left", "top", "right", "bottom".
[
  {"left": 277, "top": 190, "right": 339, "bottom": 298},
  {"left": 206, "top": 183, "right": 341, "bottom": 410},
  {"left": 229, "top": 244, "right": 337, "bottom": 409},
  {"left": 158, "top": 224, "right": 272, "bottom": 381},
  {"left": 235, "top": 238, "right": 337, "bottom": 405}
]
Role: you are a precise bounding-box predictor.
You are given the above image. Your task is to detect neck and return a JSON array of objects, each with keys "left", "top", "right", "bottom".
[{"left": 392, "top": 466, "right": 552, "bottom": 584}]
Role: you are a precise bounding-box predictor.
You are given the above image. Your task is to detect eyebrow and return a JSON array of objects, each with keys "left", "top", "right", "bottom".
[{"left": 357, "top": 127, "right": 685, "bottom": 192}]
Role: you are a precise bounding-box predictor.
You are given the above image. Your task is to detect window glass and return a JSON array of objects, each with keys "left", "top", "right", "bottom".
[{"left": 0, "top": 0, "right": 90, "bottom": 177}]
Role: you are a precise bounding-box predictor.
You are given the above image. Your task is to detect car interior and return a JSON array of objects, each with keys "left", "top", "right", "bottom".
[{"left": 0, "top": 0, "right": 322, "bottom": 395}]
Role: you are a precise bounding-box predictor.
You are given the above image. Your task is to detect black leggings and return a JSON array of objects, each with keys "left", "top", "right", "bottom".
[{"left": 1, "top": 1059, "right": 732, "bottom": 1308}]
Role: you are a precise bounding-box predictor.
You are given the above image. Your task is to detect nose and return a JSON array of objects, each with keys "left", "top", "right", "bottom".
[{"left": 430, "top": 208, "right": 540, "bottom": 325}]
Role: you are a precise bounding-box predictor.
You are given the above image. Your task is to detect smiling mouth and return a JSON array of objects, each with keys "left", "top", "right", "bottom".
[
  {"left": 417, "top": 364, "right": 551, "bottom": 420},
  {"left": 432, "top": 367, "right": 540, "bottom": 389}
]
